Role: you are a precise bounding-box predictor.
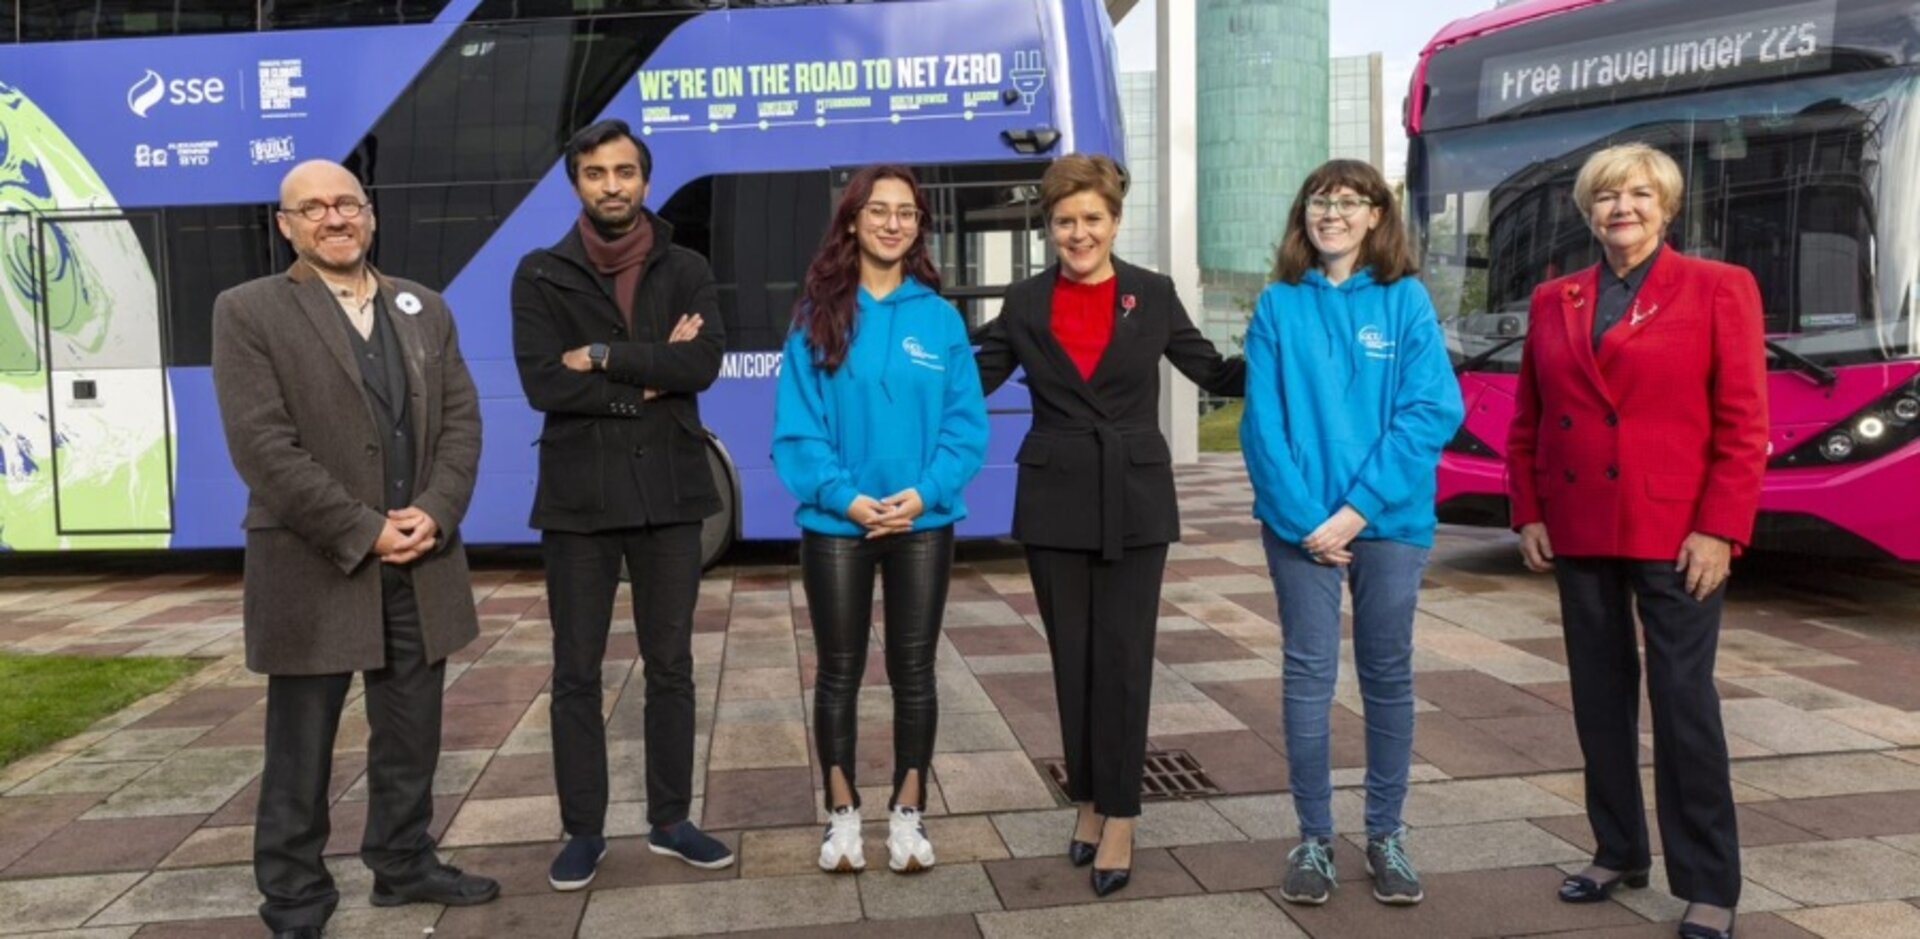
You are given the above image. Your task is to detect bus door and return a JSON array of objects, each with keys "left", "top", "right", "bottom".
[{"left": 36, "top": 212, "right": 174, "bottom": 536}]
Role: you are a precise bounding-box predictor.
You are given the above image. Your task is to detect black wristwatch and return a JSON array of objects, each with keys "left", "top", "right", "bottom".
[{"left": 588, "top": 342, "right": 610, "bottom": 371}]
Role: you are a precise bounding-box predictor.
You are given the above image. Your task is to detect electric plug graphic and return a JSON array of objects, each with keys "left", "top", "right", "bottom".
[{"left": 1010, "top": 50, "right": 1048, "bottom": 107}]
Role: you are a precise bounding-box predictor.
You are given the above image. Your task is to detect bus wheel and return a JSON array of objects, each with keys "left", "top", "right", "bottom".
[{"left": 700, "top": 432, "right": 739, "bottom": 571}]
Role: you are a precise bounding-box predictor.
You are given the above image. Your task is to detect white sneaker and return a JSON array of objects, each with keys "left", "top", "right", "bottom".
[
  {"left": 819, "top": 806, "right": 865, "bottom": 873},
  {"left": 887, "top": 806, "right": 936, "bottom": 873}
]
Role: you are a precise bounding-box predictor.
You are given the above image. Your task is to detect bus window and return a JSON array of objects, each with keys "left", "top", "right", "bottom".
[
  {"left": 163, "top": 206, "right": 278, "bottom": 367},
  {"left": 367, "top": 183, "right": 530, "bottom": 294},
  {"left": 263, "top": 1, "right": 450, "bottom": 29},
  {"left": 915, "top": 167, "right": 1049, "bottom": 329},
  {"left": 473, "top": 0, "right": 720, "bottom": 18},
  {"left": 19, "top": 0, "right": 257, "bottom": 40},
  {"left": 659, "top": 172, "right": 832, "bottom": 354},
  {"left": 349, "top": 17, "right": 682, "bottom": 189}
]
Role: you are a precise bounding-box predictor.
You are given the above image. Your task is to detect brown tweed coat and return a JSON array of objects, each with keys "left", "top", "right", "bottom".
[{"left": 211, "top": 262, "right": 482, "bottom": 675}]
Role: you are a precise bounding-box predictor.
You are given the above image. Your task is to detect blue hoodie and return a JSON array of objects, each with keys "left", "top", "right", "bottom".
[
  {"left": 773, "top": 277, "right": 989, "bottom": 537},
  {"left": 1239, "top": 268, "right": 1464, "bottom": 547}
]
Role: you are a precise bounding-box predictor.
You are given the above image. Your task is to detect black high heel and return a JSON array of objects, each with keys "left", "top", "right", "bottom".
[
  {"left": 1090, "top": 820, "right": 1132, "bottom": 897},
  {"left": 1558, "top": 866, "right": 1651, "bottom": 903},
  {"left": 1068, "top": 839, "right": 1098, "bottom": 867}
]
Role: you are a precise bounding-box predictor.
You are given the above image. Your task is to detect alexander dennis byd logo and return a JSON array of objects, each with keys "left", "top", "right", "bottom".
[{"left": 127, "top": 69, "right": 228, "bottom": 117}]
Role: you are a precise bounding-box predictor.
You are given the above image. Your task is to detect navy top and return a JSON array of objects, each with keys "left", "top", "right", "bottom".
[{"left": 1593, "top": 244, "right": 1662, "bottom": 352}]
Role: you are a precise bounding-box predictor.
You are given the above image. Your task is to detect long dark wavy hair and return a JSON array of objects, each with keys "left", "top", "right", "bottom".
[
  {"left": 1271, "top": 159, "right": 1417, "bottom": 286},
  {"left": 793, "top": 165, "right": 941, "bottom": 373}
]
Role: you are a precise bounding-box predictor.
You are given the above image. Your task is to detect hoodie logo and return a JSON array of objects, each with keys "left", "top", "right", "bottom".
[
  {"left": 902, "top": 337, "right": 945, "bottom": 371},
  {"left": 1358, "top": 325, "right": 1396, "bottom": 360}
]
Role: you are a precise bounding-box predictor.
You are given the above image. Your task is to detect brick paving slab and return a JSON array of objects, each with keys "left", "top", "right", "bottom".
[{"left": 1, "top": 457, "right": 1917, "bottom": 935}]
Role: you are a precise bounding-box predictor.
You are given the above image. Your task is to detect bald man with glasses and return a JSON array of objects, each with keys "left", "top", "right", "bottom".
[{"left": 212, "top": 160, "right": 498, "bottom": 939}]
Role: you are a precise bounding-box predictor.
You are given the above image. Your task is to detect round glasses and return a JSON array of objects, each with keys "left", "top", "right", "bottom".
[
  {"left": 1305, "top": 196, "right": 1373, "bottom": 218},
  {"left": 861, "top": 204, "right": 922, "bottom": 226},
  {"left": 281, "top": 198, "right": 370, "bottom": 223}
]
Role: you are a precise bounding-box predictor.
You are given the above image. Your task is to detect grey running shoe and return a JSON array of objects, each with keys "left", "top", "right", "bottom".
[
  {"left": 1280, "top": 838, "right": 1337, "bottom": 905},
  {"left": 1366, "top": 829, "right": 1425, "bottom": 905}
]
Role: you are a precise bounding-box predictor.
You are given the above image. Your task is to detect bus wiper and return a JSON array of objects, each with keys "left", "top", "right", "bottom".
[
  {"left": 1454, "top": 335, "right": 1525, "bottom": 374},
  {"left": 1764, "top": 339, "right": 1837, "bottom": 386}
]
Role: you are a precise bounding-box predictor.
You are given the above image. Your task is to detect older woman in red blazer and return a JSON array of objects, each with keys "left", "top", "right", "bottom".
[{"left": 1506, "top": 143, "right": 1766, "bottom": 939}]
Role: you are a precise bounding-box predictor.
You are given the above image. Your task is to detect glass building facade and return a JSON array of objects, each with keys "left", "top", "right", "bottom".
[
  {"left": 1330, "top": 52, "right": 1384, "bottom": 172},
  {"left": 1197, "top": 0, "right": 1329, "bottom": 344},
  {"left": 1115, "top": 70, "right": 1162, "bottom": 272}
]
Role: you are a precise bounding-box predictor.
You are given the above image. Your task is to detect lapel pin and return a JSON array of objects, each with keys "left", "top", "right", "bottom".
[
  {"left": 1121, "top": 294, "right": 1137, "bottom": 319},
  {"left": 1629, "top": 300, "right": 1659, "bottom": 327},
  {"left": 396, "top": 292, "right": 423, "bottom": 316},
  {"left": 1562, "top": 283, "right": 1584, "bottom": 309}
]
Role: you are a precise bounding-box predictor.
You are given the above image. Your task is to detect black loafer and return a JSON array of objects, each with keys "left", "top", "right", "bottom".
[
  {"left": 1558, "top": 867, "right": 1650, "bottom": 903},
  {"left": 1092, "top": 866, "right": 1132, "bottom": 897},
  {"left": 371, "top": 863, "right": 500, "bottom": 908},
  {"left": 1068, "top": 839, "right": 1098, "bottom": 867}
]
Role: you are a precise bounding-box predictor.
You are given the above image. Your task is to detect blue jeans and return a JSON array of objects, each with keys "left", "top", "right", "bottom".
[{"left": 1261, "top": 526, "right": 1428, "bottom": 840}]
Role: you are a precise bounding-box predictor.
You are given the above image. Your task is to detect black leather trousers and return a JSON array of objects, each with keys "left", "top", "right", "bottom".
[{"left": 801, "top": 526, "right": 954, "bottom": 810}]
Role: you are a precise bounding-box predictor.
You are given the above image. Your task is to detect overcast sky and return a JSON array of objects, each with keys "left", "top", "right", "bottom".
[{"left": 1113, "top": 0, "right": 1498, "bottom": 179}]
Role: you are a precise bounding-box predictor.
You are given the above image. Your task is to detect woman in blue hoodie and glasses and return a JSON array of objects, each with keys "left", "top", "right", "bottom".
[
  {"left": 1242, "top": 159, "right": 1463, "bottom": 908},
  {"left": 772, "top": 165, "right": 989, "bottom": 877}
]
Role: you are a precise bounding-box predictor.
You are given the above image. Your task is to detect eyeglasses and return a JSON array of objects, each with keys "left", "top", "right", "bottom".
[
  {"left": 861, "top": 203, "right": 922, "bottom": 226},
  {"left": 280, "top": 198, "right": 370, "bottom": 223},
  {"left": 1305, "top": 196, "right": 1373, "bottom": 218}
]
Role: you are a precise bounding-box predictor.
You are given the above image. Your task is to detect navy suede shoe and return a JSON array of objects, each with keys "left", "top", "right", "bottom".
[
  {"left": 548, "top": 835, "right": 607, "bottom": 891},
  {"left": 648, "top": 821, "right": 735, "bottom": 870}
]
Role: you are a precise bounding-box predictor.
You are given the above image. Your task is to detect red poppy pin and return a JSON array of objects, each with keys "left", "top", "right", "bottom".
[
  {"left": 1121, "top": 294, "right": 1137, "bottom": 318},
  {"left": 1562, "top": 283, "right": 1584, "bottom": 308}
]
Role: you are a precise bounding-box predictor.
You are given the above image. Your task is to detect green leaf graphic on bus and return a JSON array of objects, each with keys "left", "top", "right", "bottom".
[{"left": 0, "top": 81, "right": 175, "bottom": 552}]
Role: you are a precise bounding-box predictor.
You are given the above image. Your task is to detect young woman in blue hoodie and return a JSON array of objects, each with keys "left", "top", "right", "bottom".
[
  {"left": 772, "top": 165, "right": 989, "bottom": 876},
  {"left": 1240, "top": 160, "right": 1464, "bottom": 908}
]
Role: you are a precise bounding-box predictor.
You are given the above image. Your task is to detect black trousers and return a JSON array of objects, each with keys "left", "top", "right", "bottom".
[
  {"left": 544, "top": 523, "right": 701, "bottom": 834},
  {"left": 1556, "top": 557, "right": 1741, "bottom": 907},
  {"left": 1025, "top": 543, "right": 1168, "bottom": 819},
  {"left": 802, "top": 526, "right": 954, "bottom": 810},
  {"left": 256, "top": 569, "right": 442, "bottom": 933}
]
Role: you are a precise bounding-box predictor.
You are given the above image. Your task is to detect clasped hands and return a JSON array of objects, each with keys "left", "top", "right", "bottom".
[
  {"left": 562, "top": 313, "right": 702, "bottom": 401},
  {"left": 1301, "top": 505, "right": 1366, "bottom": 566},
  {"left": 846, "top": 489, "right": 926, "bottom": 540},
  {"left": 374, "top": 507, "right": 438, "bottom": 566}
]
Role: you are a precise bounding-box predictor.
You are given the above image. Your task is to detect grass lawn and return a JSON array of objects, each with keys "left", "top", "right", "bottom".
[
  {"left": 0, "top": 653, "right": 203, "bottom": 767},
  {"left": 1198, "top": 400, "right": 1244, "bottom": 453}
]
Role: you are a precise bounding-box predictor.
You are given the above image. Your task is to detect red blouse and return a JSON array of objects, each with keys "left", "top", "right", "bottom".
[{"left": 1051, "top": 275, "right": 1117, "bottom": 381}]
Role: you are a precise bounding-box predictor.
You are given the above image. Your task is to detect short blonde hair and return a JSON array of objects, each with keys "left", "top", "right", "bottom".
[
  {"left": 1040, "top": 154, "right": 1127, "bottom": 219},
  {"left": 1572, "top": 143, "right": 1684, "bottom": 218}
]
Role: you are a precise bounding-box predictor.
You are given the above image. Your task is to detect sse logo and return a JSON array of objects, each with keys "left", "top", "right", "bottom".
[{"left": 127, "top": 70, "right": 227, "bottom": 118}]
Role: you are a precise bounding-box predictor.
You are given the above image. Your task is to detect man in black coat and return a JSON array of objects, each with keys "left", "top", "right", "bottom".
[{"left": 510, "top": 120, "right": 732, "bottom": 889}]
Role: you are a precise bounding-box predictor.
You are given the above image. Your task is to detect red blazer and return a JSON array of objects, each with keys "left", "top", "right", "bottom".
[{"left": 1506, "top": 249, "right": 1768, "bottom": 559}]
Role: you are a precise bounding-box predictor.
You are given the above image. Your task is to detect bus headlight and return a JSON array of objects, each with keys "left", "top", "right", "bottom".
[{"left": 1772, "top": 376, "right": 1920, "bottom": 468}]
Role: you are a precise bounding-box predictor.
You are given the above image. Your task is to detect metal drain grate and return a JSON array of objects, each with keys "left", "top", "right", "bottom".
[{"left": 1037, "top": 749, "right": 1221, "bottom": 803}]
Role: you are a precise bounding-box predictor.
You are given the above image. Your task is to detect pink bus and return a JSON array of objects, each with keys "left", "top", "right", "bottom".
[{"left": 1410, "top": 0, "right": 1920, "bottom": 559}]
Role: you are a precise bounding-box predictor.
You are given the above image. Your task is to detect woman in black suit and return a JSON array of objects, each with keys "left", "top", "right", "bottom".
[{"left": 975, "top": 154, "right": 1244, "bottom": 897}]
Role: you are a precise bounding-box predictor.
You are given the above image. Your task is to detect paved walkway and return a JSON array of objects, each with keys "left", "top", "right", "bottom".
[{"left": 3, "top": 456, "right": 1920, "bottom": 937}]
